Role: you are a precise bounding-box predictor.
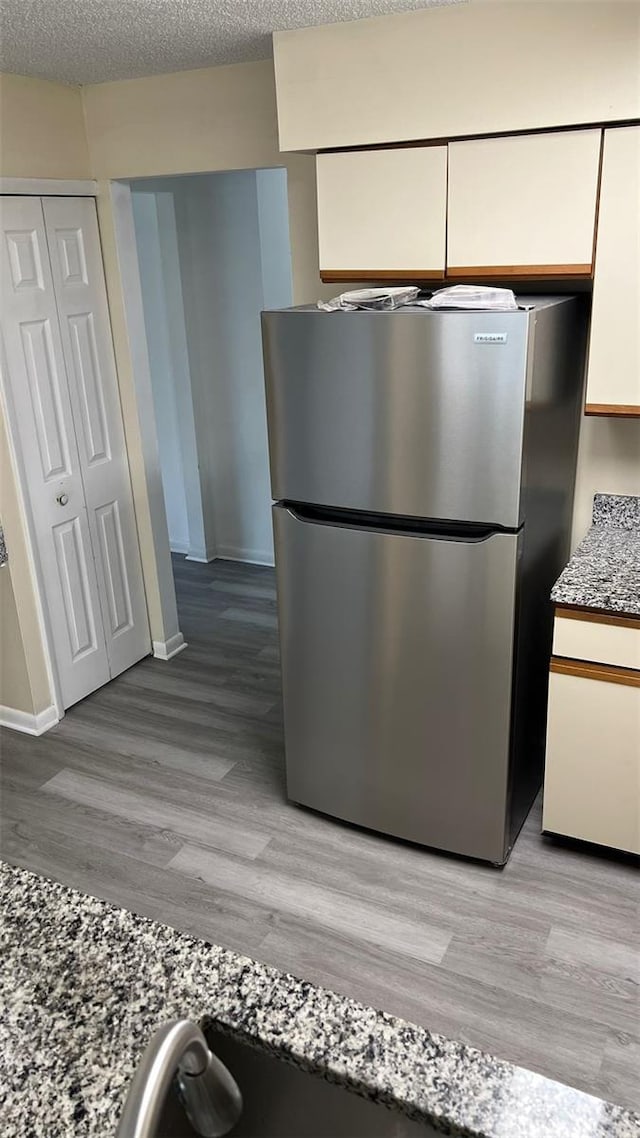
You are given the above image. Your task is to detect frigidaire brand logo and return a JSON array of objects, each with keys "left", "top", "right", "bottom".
[{"left": 474, "top": 333, "right": 508, "bottom": 344}]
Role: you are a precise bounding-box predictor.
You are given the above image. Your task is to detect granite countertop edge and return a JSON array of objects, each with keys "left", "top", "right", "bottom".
[
  {"left": 1, "top": 861, "right": 638, "bottom": 1138},
  {"left": 550, "top": 493, "right": 640, "bottom": 619}
]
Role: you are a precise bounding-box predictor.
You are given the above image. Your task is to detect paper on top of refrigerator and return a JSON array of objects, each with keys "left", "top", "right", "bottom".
[
  {"left": 415, "top": 285, "right": 518, "bottom": 310},
  {"left": 318, "top": 286, "right": 420, "bottom": 311}
]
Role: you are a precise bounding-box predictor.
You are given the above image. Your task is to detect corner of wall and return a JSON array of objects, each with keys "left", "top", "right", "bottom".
[
  {"left": 0, "top": 409, "right": 53, "bottom": 715},
  {"left": 95, "top": 179, "right": 182, "bottom": 647},
  {"left": 0, "top": 71, "right": 90, "bottom": 178}
]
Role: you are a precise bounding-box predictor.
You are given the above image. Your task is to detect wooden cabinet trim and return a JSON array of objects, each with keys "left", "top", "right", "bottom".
[
  {"left": 550, "top": 655, "right": 640, "bottom": 687},
  {"left": 319, "top": 120, "right": 640, "bottom": 156},
  {"left": 590, "top": 130, "right": 606, "bottom": 268},
  {"left": 446, "top": 264, "right": 593, "bottom": 278},
  {"left": 320, "top": 266, "right": 594, "bottom": 283},
  {"left": 320, "top": 270, "right": 445, "bottom": 283},
  {"left": 555, "top": 606, "right": 640, "bottom": 630},
  {"left": 584, "top": 403, "right": 640, "bottom": 418}
]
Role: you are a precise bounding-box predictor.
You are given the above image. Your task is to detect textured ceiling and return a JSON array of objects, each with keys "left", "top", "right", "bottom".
[{"left": 0, "top": 0, "right": 465, "bottom": 86}]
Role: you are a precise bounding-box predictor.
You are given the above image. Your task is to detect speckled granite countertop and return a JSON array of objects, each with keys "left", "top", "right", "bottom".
[
  {"left": 1, "top": 863, "right": 638, "bottom": 1138},
  {"left": 551, "top": 494, "right": 640, "bottom": 617}
]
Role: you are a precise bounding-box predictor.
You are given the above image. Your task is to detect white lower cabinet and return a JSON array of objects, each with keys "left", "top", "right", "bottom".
[{"left": 543, "top": 664, "right": 640, "bottom": 855}]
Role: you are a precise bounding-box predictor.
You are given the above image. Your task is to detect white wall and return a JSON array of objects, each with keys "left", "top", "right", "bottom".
[
  {"left": 178, "top": 169, "right": 293, "bottom": 566},
  {"left": 257, "top": 168, "right": 295, "bottom": 309},
  {"left": 572, "top": 418, "right": 640, "bottom": 547},
  {"left": 131, "top": 183, "right": 214, "bottom": 562},
  {"left": 131, "top": 168, "right": 292, "bottom": 568},
  {"left": 155, "top": 192, "right": 212, "bottom": 562},
  {"left": 131, "top": 189, "right": 190, "bottom": 554}
]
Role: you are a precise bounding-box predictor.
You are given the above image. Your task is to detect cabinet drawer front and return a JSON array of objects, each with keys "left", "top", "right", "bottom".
[
  {"left": 447, "top": 130, "right": 601, "bottom": 273},
  {"left": 553, "top": 612, "right": 640, "bottom": 670},
  {"left": 543, "top": 670, "right": 640, "bottom": 854},
  {"left": 316, "top": 146, "right": 447, "bottom": 274}
]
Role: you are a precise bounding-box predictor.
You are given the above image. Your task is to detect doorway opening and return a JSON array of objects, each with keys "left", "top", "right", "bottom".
[{"left": 128, "top": 169, "right": 293, "bottom": 593}]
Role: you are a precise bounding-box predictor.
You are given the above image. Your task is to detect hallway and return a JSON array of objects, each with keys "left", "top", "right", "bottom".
[{"left": 1, "top": 556, "right": 638, "bottom": 1111}]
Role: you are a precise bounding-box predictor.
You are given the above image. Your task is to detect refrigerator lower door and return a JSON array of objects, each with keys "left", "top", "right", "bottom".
[{"left": 274, "top": 505, "right": 521, "bottom": 864}]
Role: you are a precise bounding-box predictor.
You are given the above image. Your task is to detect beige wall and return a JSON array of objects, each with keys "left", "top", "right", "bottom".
[
  {"left": 0, "top": 411, "right": 52, "bottom": 714},
  {"left": 82, "top": 60, "right": 326, "bottom": 305},
  {"left": 572, "top": 418, "right": 640, "bottom": 547},
  {"left": 0, "top": 62, "right": 327, "bottom": 712},
  {"left": 91, "top": 188, "right": 171, "bottom": 644},
  {"left": 0, "top": 72, "right": 89, "bottom": 177},
  {"left": 0, "top": 569, "right": 31, "bottom": 712},
  {"left": 82, "top": 60, "right": 330, "bottom": 643},
  {"left": 0, "top": 73, "right": 90, "bottom": 715}
]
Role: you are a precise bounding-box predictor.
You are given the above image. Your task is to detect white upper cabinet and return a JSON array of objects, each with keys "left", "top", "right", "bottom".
[
  {"left": 316, "top": 147, "right": 447, "bottom": 278},
  {"left": 586, "top": 126, "right": 640, "bottom": 414},
  {"left": 447, "top": 130, "right": 602, "bottom": 276}
]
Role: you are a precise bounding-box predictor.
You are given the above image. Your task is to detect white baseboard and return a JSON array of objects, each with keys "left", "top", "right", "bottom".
[
  {"left": 152, "top": 632, "right": 188, "bottom": 661},
  {"left": 215, "top": 544, "right": 275, "bottom": 568},
  {"left": 185, "top": 550, "right": 216, "bottom": 563},
  {"left": 169, "top": 540, "right": 190, "bottom": 555},
  {"left": 0, "top": 704, "right": 59, "bottom": 735}
]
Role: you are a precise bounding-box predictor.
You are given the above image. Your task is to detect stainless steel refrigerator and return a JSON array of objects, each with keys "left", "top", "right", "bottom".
[{"left": 261, "top": 298, "right": 587, "bottom": 864}]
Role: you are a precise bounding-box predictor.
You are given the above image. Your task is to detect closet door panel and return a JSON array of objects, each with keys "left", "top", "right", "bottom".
[
  {"left": 0, "top": 195, "right": 110, "bottom": 708},
  {"left": 43, "top": 197, "right": 150, "bottom": 676}
]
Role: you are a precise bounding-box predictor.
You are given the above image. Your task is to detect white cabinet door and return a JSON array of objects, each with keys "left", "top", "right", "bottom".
[
  {"left": 43, "top": 197, "right": 150, "bottom": 680},
  {"left": 316, "top": 146, "right": 447, "bottom": 279},
  {"left": 0, "top": 196, "right": 110, "bottom": 707},
  {"left": 447, "top": 130, "right": 601, "bottom": 276},
  {"left": 586, "top": 125, "right": 640, "bottom": 415},
  {"left": 543, "top": 663, "right": 640, "bottom": 855}
]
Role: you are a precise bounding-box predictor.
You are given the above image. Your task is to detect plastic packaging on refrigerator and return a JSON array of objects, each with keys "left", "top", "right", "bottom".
[
  {"left": 415, "top": 285, "right": 518, "bottom": 310},
  {"left": 318, "top": 286, "right": 420, "bottom": 312}
]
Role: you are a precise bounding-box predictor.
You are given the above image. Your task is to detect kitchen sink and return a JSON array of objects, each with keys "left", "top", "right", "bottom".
[{"left": 155, "top": 1026, "right": 438, "bottom": 1137}]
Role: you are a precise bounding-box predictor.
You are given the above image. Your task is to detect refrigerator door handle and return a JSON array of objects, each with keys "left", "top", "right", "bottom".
[{"left": 279, "top": 501, "right": 512, "bottom": 543}]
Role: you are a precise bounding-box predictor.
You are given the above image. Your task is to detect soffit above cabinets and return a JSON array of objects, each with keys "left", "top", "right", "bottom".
[{"left": 273, "top": 1, "right": 640, "bottom": 152}]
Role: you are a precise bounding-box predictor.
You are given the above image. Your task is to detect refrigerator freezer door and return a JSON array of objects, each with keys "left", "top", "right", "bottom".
[
  {"left": 274, "top": 505, "right": 521, "bottom": 863},
  {"left": 262, "top": 308, "right": 530, "bottom": 529}
]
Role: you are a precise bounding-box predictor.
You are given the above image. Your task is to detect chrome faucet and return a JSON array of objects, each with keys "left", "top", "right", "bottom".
[{"left": 116, "top": 1019, "right": 243, "bottom": 1138}]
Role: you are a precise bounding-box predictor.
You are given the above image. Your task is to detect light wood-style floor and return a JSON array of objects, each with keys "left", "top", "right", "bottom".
[{"left": 1, "top": 556, "right": 638, "bottom": 1111}]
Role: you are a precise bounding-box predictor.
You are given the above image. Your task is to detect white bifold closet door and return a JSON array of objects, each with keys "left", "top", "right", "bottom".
[{"left": 0, "top": 195, "right": 149, "bottom": 710}]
